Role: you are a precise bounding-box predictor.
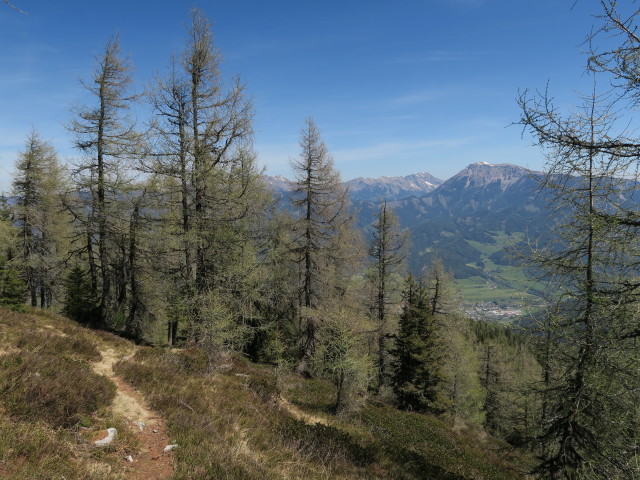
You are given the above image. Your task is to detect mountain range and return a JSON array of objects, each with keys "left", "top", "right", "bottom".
[
  {"left": 346, "top": 172, "right": 443, "bottom": 201},
  {"left": 265, "top": 162, "right": 554, "bottom": 309},
  {"left": 263, "top": 171, "right": 443, "bottom": 202}
]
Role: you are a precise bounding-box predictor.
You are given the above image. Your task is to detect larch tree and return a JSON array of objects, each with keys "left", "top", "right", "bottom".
[
  {"left": 471, "top": 321, "right": 541, "bottom": 444},
  {"left": 68, "top": 35, "right": 141, "bottom": 327},
  {"left": 12, "top": 131, "right": 69, "bottom": 308},
  {"left": 368, "top": 200, "right": 407, "bottom": 390},
  {"left": 518, "top": 3, "right": 640, "bottom": 472},
  {"left": 182, "top": 8, "right": 255, "bottom": 296},
  {"left": 147, "top": 57, "right": 193, "bottom": 343},
  {"left": 314, "top": 308, "right": 371, "bottom": 413},
  {"left": 519, "top": 84, "right": 640, "bottom": 478},
  {"left": 122, "top": 182, "right": 162, "bottom": 340},
  {"left": 0, "top": 199, "right": 26, "bottom": 310},
  {"left": 423, "top": 257, "right": 456, "bottom": 318},
  {"left": 440, "top": 315, "right": 484, "bottom": 430},
  {"left": 149, "top": 9, "right": 264, "bottom": 345},
  {"left": 289, "top": 117, "right": 352, "bottom": 374}
]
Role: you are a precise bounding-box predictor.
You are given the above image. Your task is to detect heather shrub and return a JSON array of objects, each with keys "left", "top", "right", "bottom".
[
  {"left": 0, "top": 352, "right": 116, "bottom": 428},
  {"left": 15, "top": 330, "right": 101, "bottom": 361}
]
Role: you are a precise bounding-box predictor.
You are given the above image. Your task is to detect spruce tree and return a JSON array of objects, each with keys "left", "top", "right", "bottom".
[
  {"left": 62, "top": 265, "right": 99, "bottom": 324},
  {"left": 392, "top": 276, "right": 447, "bottom": 414}
]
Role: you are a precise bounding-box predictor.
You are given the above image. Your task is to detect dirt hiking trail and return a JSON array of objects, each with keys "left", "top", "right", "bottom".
[{"left": 92, "top": 344, "right": 174, "bottom": 480}]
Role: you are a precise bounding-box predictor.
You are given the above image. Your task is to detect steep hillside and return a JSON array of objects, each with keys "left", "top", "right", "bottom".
[
  {"left": 396, "top": 163, "right": 550, "bottom": 268},
  {"left": 0, "top": 308, "right": 173, "bottom": 479},
  {"left": 116, "top": 333, "right": 533, "bottom": 479},
  {"left": 350, "top": 163, "right": 551, "bottom": 311},
  {"left": 0, "top": 308, "right": 533, "bottom": 479}
]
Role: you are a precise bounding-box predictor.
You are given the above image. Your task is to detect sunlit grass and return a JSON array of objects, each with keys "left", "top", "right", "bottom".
[
  {"left": 116, "top": 346, "right": 530, "bottom": 479},
  {"left": 0, "top": 307, "right": 532, "bottom": 479},
  {"left": 0, "top": 308, "right": 137, "bottom": 479}
]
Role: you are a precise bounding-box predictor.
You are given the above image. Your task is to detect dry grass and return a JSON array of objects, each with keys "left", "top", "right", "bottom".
[
  {"left": 14, "top": 329, "right": 102, "bottom": 361},
  {"left": 0, "top": 307, "right": 140, "bottom": 479},
  {"left": 115, "top": 348, "right": 377, "bottom": 479},
  {"left": 0, "top": 307, "right": 530, "bottom": 479},
  {"left": 115, "top": 347, "right": 530, "bottom": 479},
  {"left": 0, "top": 351, "right": 116, "bottom": 428}
]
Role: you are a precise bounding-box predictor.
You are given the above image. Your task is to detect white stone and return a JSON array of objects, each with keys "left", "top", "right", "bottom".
[
  {"left": 132, "top": 421, "right": 146, "bottom": 431},
  {"left": 94, "top": 427, "right": 117, "bottom": 446}
]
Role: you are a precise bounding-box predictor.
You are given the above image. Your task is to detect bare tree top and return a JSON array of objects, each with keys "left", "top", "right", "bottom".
[{"left": 3, "top": 0, "right": 28, "bottom": 14}]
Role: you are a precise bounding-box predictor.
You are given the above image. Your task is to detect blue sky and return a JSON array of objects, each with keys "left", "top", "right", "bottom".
[{"left": 0, "top": 0, "right": 603, "bottom": 192}]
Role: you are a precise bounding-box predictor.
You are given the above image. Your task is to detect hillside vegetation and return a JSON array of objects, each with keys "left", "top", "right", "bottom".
[
  {"left": 0, "top": 309, "right": 137, "bottom": 479},
  {"left": 2, "top": 3, "right": 640, "bottom": 478},
  {"left": 0, "top": 307, "right": 532, "bottom": 479}
]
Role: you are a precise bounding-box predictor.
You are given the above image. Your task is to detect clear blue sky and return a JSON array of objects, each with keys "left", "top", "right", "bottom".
[{"left": 0, "top": 0, "right": 604, "bottom": 192}]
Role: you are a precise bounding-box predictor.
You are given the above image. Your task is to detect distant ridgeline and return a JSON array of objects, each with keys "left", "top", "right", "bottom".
[
  {"left": 265, "top": 162, "right": 640, "bottom": 306},
  {"left": 266, "top": 163, "right": 548, "bottom": 277}
]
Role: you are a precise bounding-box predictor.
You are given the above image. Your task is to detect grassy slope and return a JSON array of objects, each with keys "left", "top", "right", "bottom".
[
  {"left": 0, "top": 308, "right": 136, "bottom": 480},
  {"left": 0, "top": 308, "right": 531, "bottom": 479},
  {"left": 117, "top": 347, "right": 532, "bottom": 479}
]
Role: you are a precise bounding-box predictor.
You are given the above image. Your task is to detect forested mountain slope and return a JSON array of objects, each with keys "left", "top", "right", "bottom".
[{"left": 268, "top": 162, "right": 553, "bottom": 306}]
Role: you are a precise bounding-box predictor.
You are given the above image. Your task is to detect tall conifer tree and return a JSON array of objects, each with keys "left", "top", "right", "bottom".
[
  {"left": 68, "top": 36, "right": 140, "bottom": 327},
  {"left": 149, "top": 9, "right": 263, "bottom": 344},
  {"left": 518, "top": 4, "right": 640, "bottom": 473},
  {"left": 368, "top": 200, "right": 407, "bottom": 390},
  {"left": 12, "top": 131, "right": 68, "bottom": 308},
  {"left": 290, "top": 117, "right": 352, "bottom": 373},
  {"left": 392, "top": 276, "right": 447, "bottom": 414}
]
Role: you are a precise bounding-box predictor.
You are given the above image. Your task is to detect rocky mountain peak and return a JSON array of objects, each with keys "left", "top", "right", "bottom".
[
  {"left": 346, "top": 171, "right": 443, "bottom": 201},
  {"left": 262, "top": 174, "right": 293, "bottom": 192},
  {"left": 446, "top": 162, "right": 531, "bottom": 191}
]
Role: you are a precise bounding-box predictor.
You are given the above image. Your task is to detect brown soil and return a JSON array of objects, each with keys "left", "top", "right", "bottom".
[{"left": 92, "top": 346, "right": 174, "bottom": 480}]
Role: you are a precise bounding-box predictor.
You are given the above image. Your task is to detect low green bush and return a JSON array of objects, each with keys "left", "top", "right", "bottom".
[{"left": 359, "top": 404, "right": 525, "bottom": 480}]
